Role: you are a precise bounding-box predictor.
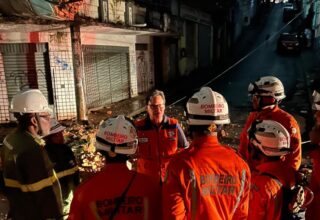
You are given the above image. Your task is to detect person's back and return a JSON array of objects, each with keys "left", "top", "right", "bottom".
[
  {"left": 69, "top": 115, "right": 161, "bottom": 220},
  {"left": 164, "top": 136, "right": 250, "bottom": 219},
  {"left": 246, "top": 120, "right": 296, "bottom": 220},
  {"left": 163, "top": 87, "right": 250, "bottom": 220},
  {"left": 69, "top": 163, "right": 161, "bottom": 220},
  {"left": 249, "top": 161, "right": 295, "bottom": 220}
]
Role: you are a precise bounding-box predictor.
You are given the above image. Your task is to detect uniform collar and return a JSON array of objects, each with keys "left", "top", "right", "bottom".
[
  {"left": 259, "top": 105, "right": 279, "bottom": 115},
  {"left": 25, "top": 130, "right": 46, "bottom": 147},
  {"left": 190, "top": 135, "right": 219, "bottom": 148},
  {"left": 146, "top": 115, "right": 168, "bottom": 128}
]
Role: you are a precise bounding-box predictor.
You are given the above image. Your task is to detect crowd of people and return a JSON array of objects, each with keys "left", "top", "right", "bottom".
[{"left": 0, "top": 75, "right": 319, "bottom": 220}]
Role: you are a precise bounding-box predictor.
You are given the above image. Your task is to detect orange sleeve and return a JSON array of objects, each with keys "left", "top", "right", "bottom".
[
  {"left": 282, "top": 116, "right": 301, "bottom": 171},
  {"left": 162, "top": 162, "right": 188, "bottom": 220},
  {"left": 239, "top": 112, "right": 257, "bottom": 160}
]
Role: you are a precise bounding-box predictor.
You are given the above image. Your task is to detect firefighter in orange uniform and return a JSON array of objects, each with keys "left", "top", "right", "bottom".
[
  {"left": 247, "top": 120, "right": 296, "bottom": 220},
  {"left": 134, "top": 90, "right": 189, "bottom": 183},
  {"left": 68, "top": 115, "right": 161, "bottom": 220},
  {"left": 306, "top": 89, "right": 320, "bottom": 220},
  {"left": 239, "top": 76, "right": 301, "bottom": 171},
  {"left": 162, "top": 87, "right": 251, "bottom": 220}
]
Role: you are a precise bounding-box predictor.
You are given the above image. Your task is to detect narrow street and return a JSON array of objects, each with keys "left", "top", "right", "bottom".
[
  {"left": 159, "top": 3, "right": 320, "bottom": 148},
  {"left": 1, "top": 1, "right": 320, "bottom": 219},
  {"left": 0, "top": 1, "right": 318, "bottom": 174},
  {"left": 1, "top": 3, "right": 318, "bottom": 152}
]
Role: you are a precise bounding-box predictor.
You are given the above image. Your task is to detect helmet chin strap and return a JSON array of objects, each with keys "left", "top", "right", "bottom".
[{"left": 35, "top": 113, "right": 45, "bottom": 137}]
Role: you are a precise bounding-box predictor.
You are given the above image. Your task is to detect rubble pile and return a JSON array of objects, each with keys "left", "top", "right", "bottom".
[{"left": 63, "top": 123, "right": 105, "bottom": 179}]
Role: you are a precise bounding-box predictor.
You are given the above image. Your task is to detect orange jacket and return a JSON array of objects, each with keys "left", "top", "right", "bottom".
[
  {"left": 68, "top": 163, "right": 161, "bottom": 220},
  {"left": 248, "top": 161, "right": 296, "bottom": 220},
  {"left": 162, "top": 135, "right": 251, "bottom": 220},
  {"left": 239, "top": 106, "right": 301, "bottom": 170},
  {"left": 135, "top": 116, "right": 188, "bottom": 182},
  {"left": 306, "top": 149, "right": 320, "bottom": 220}
]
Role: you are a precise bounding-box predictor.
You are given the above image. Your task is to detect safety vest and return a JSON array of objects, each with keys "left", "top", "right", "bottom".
[
  {"left": 135, "top": 116, "right": 180, "bottom": 182},
  {"left": 2, "top": 128, "right": 63, "bottom": 220}
]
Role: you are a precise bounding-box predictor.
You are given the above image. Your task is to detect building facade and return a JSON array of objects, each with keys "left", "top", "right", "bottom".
[{"left": 0, "top": 0, "right": 243, "bottom": 123}]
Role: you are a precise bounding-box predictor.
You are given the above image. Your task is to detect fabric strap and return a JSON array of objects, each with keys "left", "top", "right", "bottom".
[{"left": 109, "top": 172, "right": 137, "bottom": 220}]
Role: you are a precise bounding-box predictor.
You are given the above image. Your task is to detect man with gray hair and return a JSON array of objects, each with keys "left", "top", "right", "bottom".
[{"left": 134, "top": 89, "right": 189, "bottom": 183}]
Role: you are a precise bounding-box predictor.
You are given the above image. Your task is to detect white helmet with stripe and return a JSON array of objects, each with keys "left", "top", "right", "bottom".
[
  {"left": 186, "top": 87, "right": 230, "bottom": 125},
  {"left": 10, "top": 89, "right": 51, "bottom": 113},
  {"left": 96, "top": 115, "right": 138, "bottom": 155},
  {"left": 248, "top": 76, "right": 286, "bottom": 101},
  {"left": 249, "top": 120, "right": 291, "bottom": 157}
]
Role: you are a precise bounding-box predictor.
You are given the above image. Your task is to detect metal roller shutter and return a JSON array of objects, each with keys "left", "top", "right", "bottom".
[
  {"left": 0, "top": 43, "right": 53, "bottom": 121},
  {"left": 83, "top": 45, "right": 130, "bottom": 109}
]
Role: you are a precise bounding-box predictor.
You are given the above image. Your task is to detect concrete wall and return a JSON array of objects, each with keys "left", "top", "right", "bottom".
[
  {"left": 79, "top": 0, "right": 100, "bottom": 19},
  {"left": 47, "top": 30, "right": 77, "bottom": 120}
]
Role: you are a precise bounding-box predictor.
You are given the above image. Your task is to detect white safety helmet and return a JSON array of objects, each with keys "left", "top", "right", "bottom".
[
  {"left": 312, "top": 90, "right": 320, "bottom": 111},
  {"left": 186, "top": 87, "right": 230, "bottom": 125},
  {"left": 96, "top": 115, "right": 138, "bottom": 155},
  {"left": 249, "top": 120, "right": 291, "bottom": 157},
  {"left": 10, "top": 89, "right": 51, "bottom": 113},
  {"left": 248, "top": 76, "right": 286, "bottom": 101}
]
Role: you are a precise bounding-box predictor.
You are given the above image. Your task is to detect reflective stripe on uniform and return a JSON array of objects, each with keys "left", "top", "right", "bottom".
[
  {"left": 189, "top": 169, "right": 197, "bottom": 220},
  {"left": 4, "top": 174, "right": 58, "bottom": 192},
  {"left": 3, "top": 138, "right": 13, "bottom": 150},
  {"left": 56, "top": 166, "right": 79, "bottom": 179},
  {"left": 232, "top": 169, "right": 247, "bottom": 214}
]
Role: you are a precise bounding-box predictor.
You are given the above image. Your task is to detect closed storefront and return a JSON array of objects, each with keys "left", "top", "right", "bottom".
[
  {"left": 0, "top": 43, "right": 53, "bottom": 122},
  {"left": 198, "top": 24, "right": 211, "bottom": 68},
  {"left": 83, "top": 45, "right": 130, "bottom": 109}
]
